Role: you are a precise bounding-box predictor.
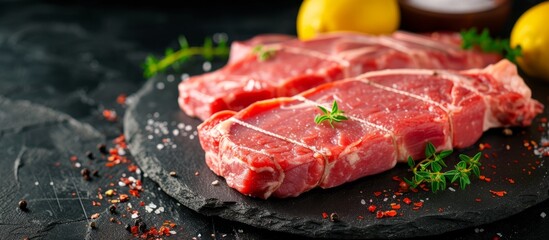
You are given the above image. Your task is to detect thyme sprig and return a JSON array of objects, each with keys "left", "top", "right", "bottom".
[
  {"left": 404, "top": 142, "right": 482, "bottom": 192},
  {"left": 143, "top": 36, "right": 230, "bottom": 78},
  {"left": 252, "top": 45, "right": 276, "bottom": 61},
  {"left": 460, "top": 28, "right": 522, "bottom": 63},
  {"left": 314, "top": 100, "right": 348, "bottom": 128}
]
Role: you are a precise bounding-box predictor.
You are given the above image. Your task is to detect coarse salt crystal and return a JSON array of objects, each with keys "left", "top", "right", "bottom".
[
  {"left": 156, "top": 82, "right": 165, "bottom": 90},
  {"left": 157, "top": 144, "right": 164, "bottom": 150},
  {"left": 360, "top": 199, "right": 366, "bottom": 205},
  {"left": 448, "top": 187, "right": 455, "bottom": 192},
  {"left": 154, "top": 207, "right": 164, "bottom": 214},
  {"left": 131, "top": 213, "right": 139, "bottom": 219},
  {"left": 167, "top": 75, "right": 175, "bottom": 82},
  {"left": 202, "top": 61, "right": 212, "bottom": 72},
  {"left": 541, "top": 212, "right": 547, "bottom": 218},
  {"left": 118, "top": 182, "right": 126, "bottom": 187},
  {"left": 75, "top": 162, "right": 81, "bottom": 168},
  {"left": 145, "top": 206, "right": 153, "bottom": 213},
  {"left": 212, "top": 180, "right": 220, "bottom": 186},
  {"left": 173, "top": 129, "right": 180, "bottom": 136}
]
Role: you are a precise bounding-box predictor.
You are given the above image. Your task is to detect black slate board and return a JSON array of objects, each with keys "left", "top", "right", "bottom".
[{"left": 125, "top": 60, "right": 549, "bottom": 239}]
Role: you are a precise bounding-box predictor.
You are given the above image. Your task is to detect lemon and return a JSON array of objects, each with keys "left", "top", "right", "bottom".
[
  {"left": 511, "top": 1, "right": 549, "bottom": 80},
  {"left": 297, "top": 0, "right": 400, "bottom": 40}
]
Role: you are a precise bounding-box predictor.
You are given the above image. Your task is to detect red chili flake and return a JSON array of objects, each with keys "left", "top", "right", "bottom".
[
  {"left": 356, "top": 215, "right": 364, "bottom": 220},
  {"left": 479, "top": 143, "right": 491, "bottom": 151},
  {"left": 384, "top": 210, "right": 398, "bottom": 217},
  {"left": 119, "top": 194, "right": 129, "bottom": 202},
  {"left": 374, "top": 191, "right": 382, "bottom": 197},
  {"left": 116, "top": 94, "right": 127, "bottom": 105},
  {"left": 368, "top": 205, "right": 377, "bottom": 213},
  {"left": 438, "top": 208, "right": 444, "bottom": 213},
  {"left": 129, "top": 189, "right": 140, "bottom": 198},
  {"left": 489, "top": 190, "right": 508, "bottom": 197},
  {"left": 102, "top": 109, "right": 117, "bottom": 122},
  {"left": 399, "top": 181, "right": 409, "bottom": 190},
  {"left": 70, "top": 155, "right": 78, "bottom": 162},
  {"left": 541, "top": 117, "right": 548, "bottom": 123},
  {"left": 140, "top": 201, "right": 145, "bottom": 207},
  {"left": 403, "top": 197, "right": 412, "bottom": 205},
  {"left": 475, "top": 198, "right": 482, "bottom": 202},
  {"left": 507, "top": 178, "right": 515, "bottom": 184},
  {"left": 390, "top": 203, "right": 401, "bottom": 210},
  {"left": 484, "top": 153, "right": 490, "bottom": 159},
  {"left": 322, "top": 212, "right": 328, "bottom": 219},
  {"left": 376, "top": 211, "right": 384, "bottom": 219},
  {"left": 392, "top": 176, "right": 401, "bottom": 181},
  {"left": 127, "top": 164, "right": 138, "bottom": 173},
  {"left": 479, "top": 175, "right": 485, "bottom": 180},
  {"left": 413, "top": 202, "right": 424, "bottom": 207},
  {"left": 131, "top": 225, "right": 138, "bottom": 234}
]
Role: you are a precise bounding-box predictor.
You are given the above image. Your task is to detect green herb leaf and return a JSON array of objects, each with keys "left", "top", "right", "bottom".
[
  {"left": 406, "top": 142, "right": 482, "bottom": 193},
  {"left": 460, "top": 28, "right": 522, "bottom": 63},
  {"left": 314, "top": 100, "right": 348, "bottom": 128},
  {"left": 142, "top": 35, "right": 230, "bottom": 78},
  {"left": 252, "top": 45, "right": 276, "bottom": 62}
]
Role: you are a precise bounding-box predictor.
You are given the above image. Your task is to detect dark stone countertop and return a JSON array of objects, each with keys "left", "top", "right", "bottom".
[{"left": 1, "top": 1, "right": 548, "bottom": 239}]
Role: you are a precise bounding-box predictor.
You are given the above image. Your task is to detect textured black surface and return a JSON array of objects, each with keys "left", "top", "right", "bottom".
[
  {"left": 124, "top": 60, "right": 549, "bottom": 238},
  {"left": 2, "top": 1, "right": 549, "bottom": 239}
]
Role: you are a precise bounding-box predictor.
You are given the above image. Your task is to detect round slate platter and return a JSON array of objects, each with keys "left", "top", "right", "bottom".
[{"left": 124, "top": 60, "right": 549, "bottom": 239}]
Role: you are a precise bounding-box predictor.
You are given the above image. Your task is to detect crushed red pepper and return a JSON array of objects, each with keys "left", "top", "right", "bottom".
[{"left": 489, "top": 190, "right": 508, "bottom": 197}]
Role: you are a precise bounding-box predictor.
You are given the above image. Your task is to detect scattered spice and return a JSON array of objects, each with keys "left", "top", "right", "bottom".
[
  {"left": 116, "top": 93, "right": 127, "bottom": 105},
  {"left": 390, "top": 203, "right": 401, "bottom": 210},
  {"left": 86, "top": 151, "right": 95, "bottom": 160},
  {"left": 125, "top": 224, "right": 132, "bottom": 232},
  {"left": 98, "top": 144, "right": 108, "bottom": 155},
  {"left": 169, "top": 171, "right": 177, "bottom": 177},
  {"left": 109, "top": 204, "right": 117, "bottom": 214},
  {"left": 403, "top": 197, "right": 412, "bottom": 205},
  {"left": 211, "top": 180, "right": 220, "bottom": 186},
  {"left": 329, "top": 212, "right": 339, "bottom": 222},
  {"left": 90, "top": 221, "right": 97, "bottom": 229},
  {"left": 109, "top": 217, "right": 116, "bottom": 223},
  {"left": 18, "top": 199, "right": 27, "bottom": 211},
  {"left": 105, "top": 189, "right": 115, "bottom": 197},
  {"left": 91, "top": 213, "right": 100, "bottom": 219},
  {"left": 489, "top": 190, "right": 507, "bottom": 197},
  {"left": 322, "top": 212, "right": 328, "bottom": 219},
  {"left": 368, "top": 205, "right": 377, "bottom": 213},
  {"left": 119, "top": 194, "right": 129, "bottom": 202},
  {"left": 102, "top": 109, "right": 117, "bottom": 122}
]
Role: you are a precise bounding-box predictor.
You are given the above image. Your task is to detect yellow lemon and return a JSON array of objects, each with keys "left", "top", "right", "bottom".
[
  {"left": 297, "top": 0, "right": 400, "bottom": 40},
  {"left": 511, "top": 1, "right": 549, "bottom": 80}
]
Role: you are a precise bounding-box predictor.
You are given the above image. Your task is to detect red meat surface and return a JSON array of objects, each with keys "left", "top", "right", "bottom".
[
  {"left": 179, "top": 31, "right": 501, "bottom": 120},
  {"left": 198, "top": 60, "right": 543, "bottom": 199}
]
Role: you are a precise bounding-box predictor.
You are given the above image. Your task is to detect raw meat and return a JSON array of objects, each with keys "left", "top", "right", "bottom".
[
  {"left": 179, "top": 32, "right": 501, "bottom": 120},
  {"left": 198, "top": 60, "right": 544, "bottom": 199}
]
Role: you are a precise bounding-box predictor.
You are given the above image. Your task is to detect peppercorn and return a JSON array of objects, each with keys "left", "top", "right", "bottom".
[
  {"left": 109, "top": 217, "right": 116, "bottom": 223},
  {"left": 124, "top": 224, "right": 131, "bottom": 232},
  {"left": 329, "top": 212, "right": 339, "bottom": 222},
  {"left": 90, "top": 221, "right": 97, "bottom": 229},
  {"left": 18, "top": 200, "right": 27, "bottom": 211},
  {"left": 133, "top": 218, "right": 142, "bottom": 226},
  {"left": 138, "top": 222, "right": 147, "bottom": 233},
  {"left": 86, "top": 151, "right": 95, "bottom": 160},
  {"left": 108, "top": 204, "right": 116, "bottom": 214},
  {"left": 92, "top": 170, "right": 99, "bottom": 177},
  {"left": 81, "top": 168, "right": 90, "bottom": 176},
  {"left": 98, "top": 144, "right": 108, "bottom": 155}
]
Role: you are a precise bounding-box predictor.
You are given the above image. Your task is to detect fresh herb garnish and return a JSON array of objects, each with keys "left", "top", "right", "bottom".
[
  {"left": 314, "top": 100, "right": 348, "bottom": 128},
  {"left": 143, "top": 36, "right": 230, "bottom": 78},
  {"left": 404, "top": 142, "right": 482, "bottom": 192},
  {"left": 252, "top": 45, "right": 276, "bottom": 61},
  {"left": 460, "top": 28, "right": 522, "bottom": 63}
]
